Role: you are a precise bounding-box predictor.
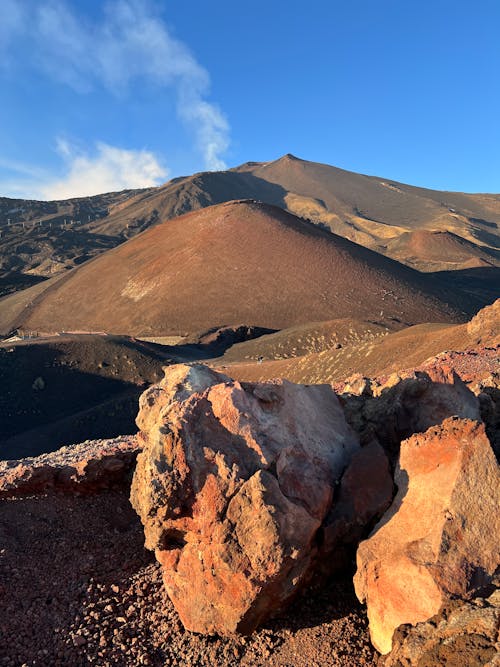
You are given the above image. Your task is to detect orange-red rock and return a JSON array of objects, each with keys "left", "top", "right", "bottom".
[
  {"left": 383, "top": 590, "right": 500, "bottom": 667},
  {"left": 0, "top": 436, "right": 139, "bottom": 497},
  {"left": 130, "top": 364, "right": 360, "bottom": 635},
  {"left": 466, "top": 298, "right": 500, "bottom": 344},
  {"left": 354, "top": 417, "right": 500, "bottom": 654}
]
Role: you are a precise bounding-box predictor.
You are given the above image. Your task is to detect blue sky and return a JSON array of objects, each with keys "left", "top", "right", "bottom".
[{"left": 1, "top": 0, "right": 499, "bottom": 199}]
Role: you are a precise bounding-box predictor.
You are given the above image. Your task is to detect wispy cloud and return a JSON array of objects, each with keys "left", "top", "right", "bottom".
[
  {"left": 0, "top": 157, "right": 49, "bottom": 180},
  {"left": 2, "top": 0, "right": 230, "bottom": 171},
  {"left": 1, "top": 141, "right": 168, "bottom": 200}
]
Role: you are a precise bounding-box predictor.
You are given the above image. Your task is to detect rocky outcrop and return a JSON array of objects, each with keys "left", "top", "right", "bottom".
[
  {"left": 417, "top": 347, "right": 500, "bottom": 386},
  {"left": 384, "top": 588, "right": 500, "bottom": 667},
  {"left": 130, "top": 363, "right": 360, "bottom": 635},
  {"left": 466, "top": 298, "right": 500, "bottom": 345},
  {"left": 338, "top": 365, "right": 480, "bottom": 460},
  {"left": 0, "top": 436, "right": 140, "bottom": 497},
  {"left": 354, "top": 417, "right": 500, "bottom": 655},
  {"left": 470, "top": 373, "right": 500, "bottom": 461}
]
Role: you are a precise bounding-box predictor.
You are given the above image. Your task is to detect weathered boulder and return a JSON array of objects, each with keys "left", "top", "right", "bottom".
[
  {"left": 470, "top": 372, "right": 500, "bottom": 461},
  {"left": 383, "top": 588, "right": 500, "bottom": 667},
  {"left": 0, "top": 436, "right": 139, "bottom": 497},
  {"left": 130, "top": 363, "right": 360, "bottom": 635},
  {"left": 354, "top": 417, "right": 500, "bottom": 655}
]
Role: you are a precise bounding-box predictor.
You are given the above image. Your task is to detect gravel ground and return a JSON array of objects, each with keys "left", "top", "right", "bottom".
[{"left": 0, "top": 489, "right": 378, "bottom": 667}]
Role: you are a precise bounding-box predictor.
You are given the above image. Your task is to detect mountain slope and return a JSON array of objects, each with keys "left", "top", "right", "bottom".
[
  {"left": 0, "top": 201, "right": 468, "bottom": 337},
  {"left": 385, "top": 229, "right": 499, "bottom": 271},
  {"left": 1, "top": 155, "right": 500, "bottom": 295}
]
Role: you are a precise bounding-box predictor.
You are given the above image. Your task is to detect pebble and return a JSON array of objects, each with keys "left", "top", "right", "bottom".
[{"left": 72, "top": 635, "right": 86, "bottom": 647}]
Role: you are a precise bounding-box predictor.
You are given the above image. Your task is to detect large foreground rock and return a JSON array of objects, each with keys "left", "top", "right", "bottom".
[
  {"left": 131, "top": 364, "right": 359, "bottom": 635},
  {"left": 354, "top": 417, "right": 500, "bottom": 655}
]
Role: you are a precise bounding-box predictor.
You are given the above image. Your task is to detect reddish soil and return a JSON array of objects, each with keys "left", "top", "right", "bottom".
[
  {"left": 0, "top": 488, "right": 377, "bottom": 667},
  {"left": 387, "top": 229, "right": 499, "bottom": 271},
  {"left": 2, "top": 154, "right": 500, "bottom": 289}
]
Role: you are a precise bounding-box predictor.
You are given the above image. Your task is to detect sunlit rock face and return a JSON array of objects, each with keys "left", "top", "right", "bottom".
[
  {"left": 131, "top": 363, "right": 359, "bottom": 635},
  {"left": 354, "top": 417, "right": 500, "bottom": 655}
]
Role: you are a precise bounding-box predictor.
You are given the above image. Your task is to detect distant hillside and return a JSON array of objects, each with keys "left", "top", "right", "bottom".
[
  {"left": 385, "top": 229, "right": 499, "bottom": 271},
  {"left": 1, "top": 154, "right": 500, "bottom": 296},
  {"left": 0, "top": 201, "right": 469, "bottom": 338},
  {"left": 0, "top": 334, "right": 166, "bottom": 458},
  {"left": 214, "top": 300, "right": 500, "bottom": 385},
  {"left": 0, "top": 189, "right": 148, "bottom": 295}
]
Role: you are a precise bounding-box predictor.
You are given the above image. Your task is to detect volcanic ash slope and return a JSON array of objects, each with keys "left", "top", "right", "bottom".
[{"left": 0, "top": 200, "right": 468, "bottom": 337}]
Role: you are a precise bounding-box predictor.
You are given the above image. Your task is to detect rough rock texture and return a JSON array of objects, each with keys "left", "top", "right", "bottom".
[
  {"left": 383, "top": 588, "right": 500, "bottom": 667},
  {"left": 466, "top": 298, "right": 500, "bottom": 344},
  {"left": 338, "top": 365, "right": 480, "bottom": 461},
  {"left": 321, "top": 441, "right": 394, "bottom": 571},
  {"left": 130, "top": 363, "right": 360, "bottom": 635},
  {"left": 354, "top": 417, "right": 500, "bottom": 655},
  {"left": 417, "top": 347, "right": 500, "bottom": 386},
  {"left": 471, "top": 373, "right": 500, "bottom": 461},
  {"left": 0, "top": 436, "right": 140, "bottom": 497}
]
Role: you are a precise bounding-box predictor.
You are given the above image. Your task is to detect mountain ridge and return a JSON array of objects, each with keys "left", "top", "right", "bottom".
[{"left": 1, "top": 154, "right": 499, "bottom": 298}]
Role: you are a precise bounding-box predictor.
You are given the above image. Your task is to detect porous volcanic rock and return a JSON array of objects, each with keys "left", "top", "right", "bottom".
[
  {"left": 0, "top": 436, "right": 139, "bottom": 497},
  {"left": 470, "top": 372, "right": 500, "bottom": 460},
  {"left": 383, "top": 588, "right": 500, "bottom": 667},
  {"left": 354, "top": 417, "right": 500, "bottom": 655},
  {"left": 466, "top": 298, "right": 500, "bottom": 344},
  {"left": 339, "top": 365, "right": 480, "bottom": 460},
  {"left": 416, "top": 347, "right": 500, "bottom": 386},
  {"left": 130, "top": 363, "right": 360, "bottom": 635}
]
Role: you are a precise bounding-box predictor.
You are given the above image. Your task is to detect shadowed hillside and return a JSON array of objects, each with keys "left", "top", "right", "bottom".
[{"left": 0, "top": 334, "right": 170, "bottom": 458}]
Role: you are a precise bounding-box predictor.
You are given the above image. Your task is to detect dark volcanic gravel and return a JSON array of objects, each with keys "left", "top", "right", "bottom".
[{"left": 0, "top": 490, "right": 378, "bottom": 666}]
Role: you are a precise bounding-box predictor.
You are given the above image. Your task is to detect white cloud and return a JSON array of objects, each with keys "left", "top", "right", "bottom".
[
  {"left": 178, "top": 89, "right": 230, "bottom": 171},
  {"left": 0, "top": 141, "right": 168, "bottom": 200},
  {"left": 1, "top": 0, "right": 230, "bottom": 170},
  {"left": 0, "top": 156, "right": 48, "bottom": 180},
  {"left": 40, "top": 141, "right": 169, "bottom": 199}
]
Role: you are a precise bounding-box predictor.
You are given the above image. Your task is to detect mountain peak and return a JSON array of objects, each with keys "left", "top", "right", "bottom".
[{"left": 279, "top": 153, "right": 302, "bottom": 161}]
